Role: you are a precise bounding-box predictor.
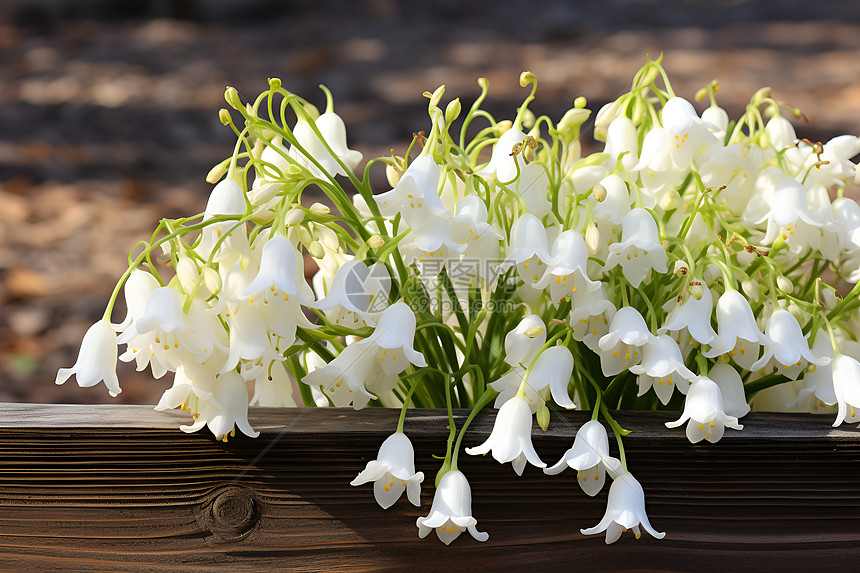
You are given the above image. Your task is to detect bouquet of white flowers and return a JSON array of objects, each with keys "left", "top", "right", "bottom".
[{"left": 57, "top": 55, "right": 860, "bottom": 545}]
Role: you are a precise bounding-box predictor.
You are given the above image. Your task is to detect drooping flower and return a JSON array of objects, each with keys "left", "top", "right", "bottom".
[
  {"left": 630, "top": 334, "right": 696, "bottom": 405},
  {"left": 580, "top": 472, "right": 665, "bottom": 544},
  {"left": 570, "top": 285, "right": 617, "bottom": 352},
  {"left": 707, "top": 362, "right": 750, "bottom": 419},
  {"left": 659, "top": 281, "right": 717, "bottom": 347},
  {"left": 500, "top": 214, "right": 553, "bottom": 289},
  {"left": 703, "top": 289, "right": 772, "bottom": 370},
  {"left": 351, "top": 432, "right": 424, "bottom": 509},
  {"left": 243, "top": 233, "right": 315, "bottom": 305},
  {"left": 604, "top": 208, "right": 668, "bottom": 288},
  {"left": 793, "top": 330, "right": 838, "bottom": 412},
  {"left": 179, "top": 371, "right": 259, "bottom": 441},
  {"left": 544, "top": 420, "right": 622, "bottom": 496},
  {"left": 250, "top": 361, "right": 298, "bottom": 407},
  {"left": 314, "top": 260, "right": 391, "bottom": 327},
  {"left": 535, "top": 229, "right": 600, "bottom": 305},
  {"left": 490, "top": 345, "right": 576, "bottom": 412},
  {"left": 466, "top": 395, "right": 545, "bottom": 476},
  {"left": 55, "top": 319, "right": 122, "bottom": 397},
  {"left": 416, "top": 470, "right": 489, "bottom": 545},
  {"left": 597, "top": 306, "right": 656, "bottom": 376},
  {"left": 831, "top": 354, "right": 860, "bottom": 427},
  {"left": 111, "top": 269, "right": 160, "bottom": 332},
  {"left": 750, "top": 309, "right": 825, "bottom": 379},
  {"left": 503, "top": 314, "right": 546, "bottom": 368},
  {"left": 290, "top": 110, "right": 362, "bottom": 178},
  {"left": 665, "top": 376, "right": 743, "bottom": 443}
]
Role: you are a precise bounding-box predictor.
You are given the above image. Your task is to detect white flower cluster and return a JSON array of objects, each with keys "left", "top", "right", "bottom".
[{"left": 59, "top": 59, "right": 860, "bottom": 544}]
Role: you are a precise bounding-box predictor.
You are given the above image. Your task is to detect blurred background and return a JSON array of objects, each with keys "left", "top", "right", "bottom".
[{"left": 1, "top": 0, "right": 859, "bottom": 404}]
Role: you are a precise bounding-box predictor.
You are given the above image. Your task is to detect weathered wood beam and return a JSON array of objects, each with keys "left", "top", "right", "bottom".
[{"left": 1, "top": 404, "right": 859, "bottom": 571}]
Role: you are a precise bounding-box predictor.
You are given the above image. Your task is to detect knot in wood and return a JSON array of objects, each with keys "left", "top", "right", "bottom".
[{"left": 209, "top": 486, "right": 257, "bottom": 536}]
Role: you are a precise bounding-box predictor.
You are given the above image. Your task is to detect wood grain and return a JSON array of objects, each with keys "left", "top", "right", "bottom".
[{"left": 1, "top": 404, "right": 860, "bottom": 571}]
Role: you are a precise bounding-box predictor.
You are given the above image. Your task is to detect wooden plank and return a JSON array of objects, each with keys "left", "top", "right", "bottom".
[{"left": 1, "top": 404, "right": 860, "bottom": 571}]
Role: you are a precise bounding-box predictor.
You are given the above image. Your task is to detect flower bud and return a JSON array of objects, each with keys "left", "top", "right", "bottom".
[
  {"left": 424, "top": 85, "right": 445, "bottom": 109},
  {"left": 659, "top": 189, "right": 681, "bottom": 211},
  {"left": 268, "top": 77, "right": 282, "bottom": 90},
  {"left": 574, "top": 96, "right": 587, "bottom": 109},
  {"left": 386, "top": 158, "right": 404, "bottom": 187},
  {"left": 703, "top": 264, "right": 720, "bottom": 284},
  {"left": 284, "top": 208, "right": 305, "bottom": 225},
  {"left": 218, "top": 109, "right": 232, "bottom": 126},
  {"left": 777, "top": 275, "right": 793, "bottom": 294},
  {"left": 536, "top": 403, "right": 551, "bottom": 431},
  {"left": 674, "top": 260, "right": 689, "bottom": 276},
  {"left": 224, "top": 86, "right": 242, "bottom": 110},
  {"left": 176, "top": 257, "right": 199, "bottom": 295},
  {"left": 296, "top": 226, "right": 313, "bottom": 246},
  {"left": 592, "top": 183, "right": 607, "bottom": 202},
  {"left": 585, "top": 221, "right": 600, "bottom": 254},
  {"left": 307, "top": 241, "right": 325, "bottom": 259},
  {"left": 751, "top": 86, "right": 772, "bottom": 105},
  {"left": 445, "top": 98, "right": 461, "bottom": 124},
  {"left": 741, "top": 279, "right": 759, "bottom": 302},
  {"left": 368, "top": 234, "right": 385, "bottom": 249},
  {"left": 694, "top": 87, "right": 708, "bottom": 102},
  {"left": 202, "top": 266, "right": 222, "bottom": 295},
  {"left": 206, "top": 159, "right": 230, "bottom": 184},
  {"left": 309, "top": 202, "right": 330, "bottom": 215},
  {"left": 497, "top": 120, "right": 513, "bottom": 135}
]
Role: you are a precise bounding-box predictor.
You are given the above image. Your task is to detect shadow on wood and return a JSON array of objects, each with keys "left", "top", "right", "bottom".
[{"left": 1, "top": 404, "right": 860, "bottom": 571}]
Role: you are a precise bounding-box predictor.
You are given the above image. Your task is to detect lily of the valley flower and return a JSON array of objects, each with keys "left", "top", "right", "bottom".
[
  {"left": 491, "top": 345, "right": 576, "bottom": 411},
  {"left": 580, "top": 472, "right": 665, "bottom": 544},
  {"left": 659, "top": 281, "right": 717, "bottom": 347},
  {"left": 707, "top": 362, "right": 750, "bottom": 419},
  {"left": 544, "top": 420, "right": 622, "bottom": 496},
  {"left": 630, "top": 334, "right": 696, "bottom": 405},
  {"left": 351, "top": 432, "right": 424, "bottom": 509},
  {"left": 111, "top": 269, "right": 159, "bottom": 332},
  {"left": 535, "top": 229, "right": 600, "bottom": 305},
  {"left": 416, "top": 470, "right": 489, "bottom": 545},
  {"left": 179, "top": 371, "right": 259, "bottom": 440},
  {"left": 831, "top": 354, "right": 860, "bottom": 427},
  {"left": 750, "top": 309, "right": 825, "bottom": 379},
  {"left": 56, "top": 319, "right": 122, "bottom": 397},
  {"left": 665, "top": 376, "right": 743, "bottom": 443},
  {"left": 703, "top": 289, "right": 772, "bottom": 370},
  {"left": 570, "top": 285, "right": 617, "bottom": 352},
  {"left": 466, "top": 395, "right": 546, "bottom": 476},
  {"left": 604, "top": 208, "right": 668, "bottom": 288},
  {"left": 243, "top": 234, "right": 315, "bottom": 305},
  {"left": 315, "top": 260, "right": 391, "bottom": 327},
  {"left": 597, "top": 306, "right": 656, "bottom": 376},
  {"left": 290, "top": 110, "right": 362, "bottom": 178},
  {"left": 503, "top": 314, "right": 546, "bottom": 368},
  {"left": 501, "top": 214, "right": 553, "bottom": 288}
]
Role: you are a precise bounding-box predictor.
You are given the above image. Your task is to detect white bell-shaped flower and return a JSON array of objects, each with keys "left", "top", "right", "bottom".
[
  {"left": 634, "top": 97, "right": 718, "bottom": 173},
  {"left": 250, "top": 361, "right": 298, "bottom": 407},
  {"left": 243, "top": 234, "right": 315, "bottom": 305},
  {"left": 315, "top": 260, "right": 391, "bottom": 327},
  {"left": 603, "top": 116, "right": 639, "bottom": 171},
  {"left": 55, "top": 319, "right": 121, "bottom": 397},
  {"left": 659, "top": 281, "right": 717, "bottom": 347},
  {"left": 203, "top": 178, "right": 246, "bottom": 221},
  {"left": 591, "top": 173, "right": 632, "bottom": 226},
  {"left": 832, "top": 354, "right": 860, "bottom": 427},
  {"left": 491, "top": 345, "right": 576, "bottom": 412},
  {"left": 703, "top": 289, "right": 772, "bottom": 370},
  {"left": 794, "top": 330, "right": 838, "bottom": 412},
  {"left": 480, "top": 127, "right": 528, "bottom": 183},
  {"left": 701, "top": 105, "right": 729, "bottom": 139},
  {"left": 376, "top": 154, "right": 448, "bottom": 225},
  {"left": 570, "top": 285, "right": 617, "bottom": 352},
  {"left": 759, "top": 178, "right": 821, "bottom": 249},
  {"left": 179, "top": 371, "right": 259, "bottom": 440},
  {"left": 504, "top": 314, "right": 546, "bottom": 368},
  {"left": 604, "top": 208, "right": 668, "bottom": 288},
  {"left": 290, "top": 110, "right": 362, "bottom": 178},
  {"left": 707, "top": 362, "right": 750, "bottom": 418},
  {"left": 598, "top": 306, "right": 656, "bottom": 376},
  {"left": 466, "top": 395, "right": 545, "bottom": 476},
  {"left": 351, "top": 432, "right": 424, "bottom": 509},
  {"left": 301, "top": 341, "right": 390, "bottom": 409},
  {"left": 365, "top": 301, "right": 428, "bottom": 373},
  {"left": 766, "top": 115, "right": 797, "bottom": 150},
  {"left": 665, "top": 376, "right": 743, "bottom": 443},
  {"left": 450, "top": 195, "right": 503, "bottom": 285},
  {"left": 630, "top": 334, "right": 696, "bottom": 405},
  {"left": 535, "top": 230, "right": 600, "bottom": 305},
  {"left": 543, "top": 420, "right": 622, "bottom": 496},
  {"left": 112, "top": 269, "right": 159, "bottom": 332},
  {"left": 750, "top": 309, "right": 825, "bottom": 379},
  {"left": 501, "top": 214, "right": 553, "bottom": 288},
  {"left": 154, "top": 361, "right": 217, "bottom": 415},
  {"left": 580, "top": 472, "right": 665, "bottom": 544},
  {"left": 416, "top": 470, "right": 489, "bottom": 545}
]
